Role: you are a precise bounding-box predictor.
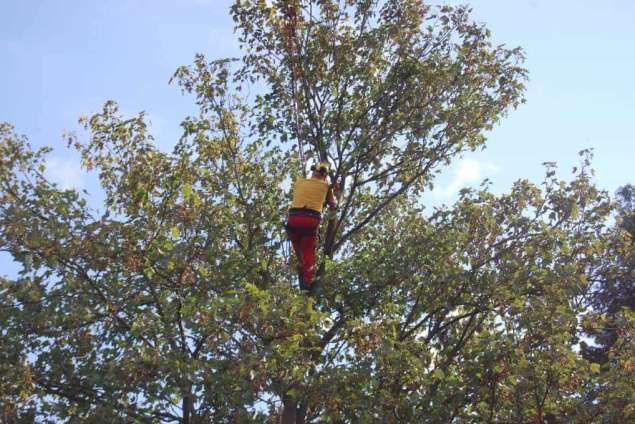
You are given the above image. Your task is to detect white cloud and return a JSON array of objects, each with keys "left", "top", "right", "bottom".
[
  {"left": 432, "top": 158, "right": 499, "bottom": 198},
  {"left": 46, "top": 156, "right": 86, "bottom": 191}
]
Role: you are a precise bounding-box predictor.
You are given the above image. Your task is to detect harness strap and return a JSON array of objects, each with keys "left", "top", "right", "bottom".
[
  {"left": 288, "top": 207, "right": 321, "bottom": 219},
  {"left": 285, "top": 208, "right": 321, "bottom": 236}
]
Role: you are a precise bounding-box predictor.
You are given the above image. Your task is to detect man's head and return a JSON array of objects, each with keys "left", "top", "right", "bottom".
[{"left": 311, "top": 161, "right": 330, "bottom": 180}]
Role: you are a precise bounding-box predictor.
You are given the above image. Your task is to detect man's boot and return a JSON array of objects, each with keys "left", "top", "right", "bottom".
[{"left": 299, "top": 275, "right": 311, "bottom": 292}]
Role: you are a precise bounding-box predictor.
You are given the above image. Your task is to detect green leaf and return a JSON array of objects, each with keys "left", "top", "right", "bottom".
[
  {"left": 432, "top": 368, "right": 445, "bottom": 380},
  {"left": 182, "top": 183, "right": 192, "bottom": 201}
]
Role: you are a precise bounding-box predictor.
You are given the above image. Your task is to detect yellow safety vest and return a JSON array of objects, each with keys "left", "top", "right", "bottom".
[{"left": 290, "top": 178, "right": 329, "bottom": 213}]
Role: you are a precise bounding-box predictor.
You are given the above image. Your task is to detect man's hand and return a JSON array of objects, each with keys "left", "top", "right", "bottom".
[
  {"left": 327, "top": 182, "right": 339, "bottom": 210},
  {"left": 330, "top": 182, "right": 340, "bottom": 199}
]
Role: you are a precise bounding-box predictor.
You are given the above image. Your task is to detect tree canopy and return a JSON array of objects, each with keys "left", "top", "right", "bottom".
[{"left": 1, "top": 1, "right": 633, "bottom": 423}]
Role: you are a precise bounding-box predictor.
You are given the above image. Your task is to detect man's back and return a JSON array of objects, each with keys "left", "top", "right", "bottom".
[{"left": 290, "top": 178, "right": 329, "bottom": 213}]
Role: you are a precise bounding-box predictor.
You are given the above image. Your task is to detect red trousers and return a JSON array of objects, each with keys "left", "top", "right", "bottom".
[{"left": 287, "top": 214, "right": 320, "bottom": 286}]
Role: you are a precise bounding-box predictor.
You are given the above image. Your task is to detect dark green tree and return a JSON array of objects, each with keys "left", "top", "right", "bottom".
[
  {"left": 616, "top": 184, "right": 635, "bottom": 238},
  {"left": 583, "top": 184, "right": 634, "bottom": 360},
  {"left": 1, "top": 1, "right": 632, "bottom": 423},
  {"left": 580, "top": 184, "right": 635, "bottom": 422}
]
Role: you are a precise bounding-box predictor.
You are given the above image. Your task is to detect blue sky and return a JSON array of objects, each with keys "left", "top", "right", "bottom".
[{"left": 1, "top": 0, "right": 633, "bottom": 206}]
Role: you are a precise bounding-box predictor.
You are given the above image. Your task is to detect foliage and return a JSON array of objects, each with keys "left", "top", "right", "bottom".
[
  {"left": 1, "top": 1, "right": 632, "bottom": 423},
  {"left": 579, "top": 184, "right": 635, "bottom": 422}
]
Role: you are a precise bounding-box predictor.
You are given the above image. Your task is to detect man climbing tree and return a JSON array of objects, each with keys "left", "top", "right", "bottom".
[
  {"left": 3, "top": 1, "right": 632, "bottom": 423},
  {"left": 286, "top": 161, "right": 338, "bottom": 291}
]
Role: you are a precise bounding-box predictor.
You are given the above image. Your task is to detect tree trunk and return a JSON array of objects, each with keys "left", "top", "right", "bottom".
[
  {"left": 297, "top": 402, "right": 307, "bottom": 424},
  {"left": 182, "top": 392, "right": 192, "bottom": 424},
  {"left": 280, "top": 395, "right": 296, "bottom": 424},
  {"left": 313, "top": 214, "right": 338, "bottom": 294},
  {"left": 280, "top": 395, "right": 306, "bottom": 424}
]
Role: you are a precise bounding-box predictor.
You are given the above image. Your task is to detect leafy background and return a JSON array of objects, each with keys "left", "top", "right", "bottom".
[{"left": 1, "top": 1, "right": 634, "bottom": 423}]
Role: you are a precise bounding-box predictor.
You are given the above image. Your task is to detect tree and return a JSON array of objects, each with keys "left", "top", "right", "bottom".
[
  {"left": 583, "top": 184, "right": 635, "bottom": 363},
  {"left": 1, "top": 1, "right": 631, "bottom": 423},
  {"left": 616, "top": 185, "right": 635, "bottom": 238},
  {"left": 580, "top": 184, "right": 635, "bottom": 422},
  {"left": 230, "top": 0, "right": 526, "bottom": 273}
]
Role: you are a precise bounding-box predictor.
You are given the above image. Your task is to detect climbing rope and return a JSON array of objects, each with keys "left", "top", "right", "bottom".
[{"left": 282, "top": 1, "right": 306, "bottom": 173}]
